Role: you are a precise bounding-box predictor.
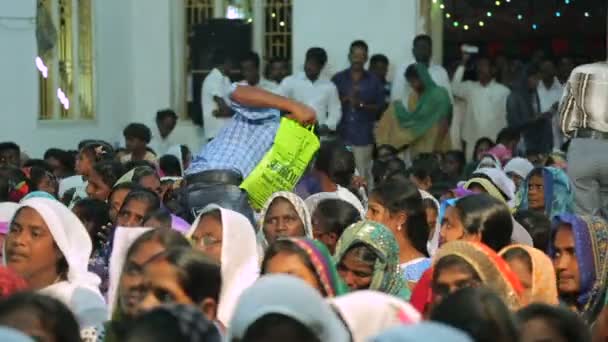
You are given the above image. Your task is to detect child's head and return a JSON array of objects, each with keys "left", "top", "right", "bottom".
[
  {"left": 26, "top": 166, "right": 58, "bottom": 197},
  {"left": 312, "top": 199, "right": 361, "bottom": 254},
  {"left": 159, "top": 155, "right": 182, "bottom": 178},
  {"left": 77, "top": 142, "right": 114, "bottom": 177},
  {"left": 442, "top": 151, "right": 466, "bottom": 178},
  {"left": 409, "top": 165, "right": 433, "bottom": 191},
  {"left": 496, "top": 127, "right": 521, "bottom": 154},
  {"left": 314, "top": 140, "right": 355, "bottom": 189},
  {"left": 86, "top": 161, "right": 126, "bottom": 201},
  {"left": 0, "top": 142, "right": 21, "bottom": 168},
  {"left": 43, "top": 148, "right": 75, "bottom": 178},
  {"left": 369, "top": 54, "right": 389, "bottom": 81},
  {"left": 123, "top": 123, "right": 152, "bottom": 154}
]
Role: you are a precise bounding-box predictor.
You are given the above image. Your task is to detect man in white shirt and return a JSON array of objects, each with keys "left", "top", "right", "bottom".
[
  {"left": 240, "top": 51, "right": 277, "bottom": 92},
  {"left": 201, "top": 50, "right": 234, "bottom": 141},
  {"left": 277, "top": 47, "right": 342, "bottom": 136},
  {"left": 537, "top": 59, "right": 564, "bottom": 149},
  {"left": 148, "top": 109, "right": 178, "bottom": 156},
  {"left": 452, "top": 52, "right": 511, "bottom": 160},
  {"left": 391, "top": 35, "right": 455, "bottom": 147}
]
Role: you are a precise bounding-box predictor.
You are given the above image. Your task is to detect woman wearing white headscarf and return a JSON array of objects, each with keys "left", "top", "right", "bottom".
[
  {"left": 257, "top": 192, "right": 313, "bottom": 252},
  {"left": 228, "top": 274, "right": 350, "bottom": 342},
  {"left": 420, "top": 189, "right": 441, "bottom": 255},
  {"left": 329, "top": 290, "right": 421, "bottom": 342},
  {"left": 188, "top": 205, "right": 259, "bottom": 326},
  {"left": 3, "top": 198, "right": 107, "bottom": 327}
]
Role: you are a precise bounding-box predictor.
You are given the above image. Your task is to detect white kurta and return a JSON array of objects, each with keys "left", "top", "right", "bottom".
[
  {"left": 537, "top": 78, "right": 564, "bottom": 149},
  {"left": 452, "top": 66, "right": 510, "bottom": 159},
  {"left": 201, "top": 68, "right": 232, "bottom": 139}
]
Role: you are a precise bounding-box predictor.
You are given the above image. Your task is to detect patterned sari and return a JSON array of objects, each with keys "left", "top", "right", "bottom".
[
  {"left": 434, "top": 240, "right": 524, "bottom": 310},
  {"left": 550, "top": 214, "right": 608, "bottom": 324},
  {"left": 282, "top": 238, "right": 348, "bottom": 297},
  {"left": 519, "top": 167, "right": 574, "bottom": 219},
  {"left": 334, "top": 221, "right": 410, "bottom": 299},
  {"left": 499, "top": 244, "right": 559, "bottom": 305}
]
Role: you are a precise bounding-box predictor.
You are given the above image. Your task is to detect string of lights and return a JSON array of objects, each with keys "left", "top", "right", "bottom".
[{"left": 432, "top": 0, "right": 593, "bottom": 31}]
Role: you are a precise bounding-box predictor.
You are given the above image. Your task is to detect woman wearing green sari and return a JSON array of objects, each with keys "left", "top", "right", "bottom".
[
  {"left": 334, "top": 221, "right": 410, "bottom": 299},
  {"left": 376, "top": 63, "right": 452, "bottom": 155}
]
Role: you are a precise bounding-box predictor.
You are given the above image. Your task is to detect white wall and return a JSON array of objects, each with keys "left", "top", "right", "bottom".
[
  {"left": 292, "top": 0, "right": 418, "bottom": 80},
  {"left": 0, "top": 0, "right": 132, "bottom": 158},
  {"left": 0, "top": 0, "right": 203, "bottom": 158}
]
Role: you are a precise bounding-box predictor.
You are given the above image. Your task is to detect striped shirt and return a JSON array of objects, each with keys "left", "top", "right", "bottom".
[{"left": 559, "top": 62, "right": 608, "bottom": 137}]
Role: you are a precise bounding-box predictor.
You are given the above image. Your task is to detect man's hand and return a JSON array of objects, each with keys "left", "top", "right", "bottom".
[
  {"left": 286, "top": 103, "right": 316, "bottom": 126},
  {"left": 213, "top": 96, "right": 233, "bottom": 117}
]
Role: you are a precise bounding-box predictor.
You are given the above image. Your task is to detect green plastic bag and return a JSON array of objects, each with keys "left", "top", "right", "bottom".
[{"left": 241, "top": 118, "right": 320, "bottom": 210}]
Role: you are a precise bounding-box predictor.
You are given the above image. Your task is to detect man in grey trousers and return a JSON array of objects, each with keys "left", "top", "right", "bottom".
[{"left": 559, "top": 62, "right": 608, "bottom": 218}]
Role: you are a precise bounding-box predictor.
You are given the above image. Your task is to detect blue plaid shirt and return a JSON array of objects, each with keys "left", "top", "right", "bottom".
[{"left": 186, "top": 92, "right": 280, "bottom": 177}]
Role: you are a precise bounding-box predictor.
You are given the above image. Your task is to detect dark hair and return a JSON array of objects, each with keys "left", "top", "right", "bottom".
[
  {"left": 375, "top": 144, "right": 398, "bottom": 162},
  {"left": 27, "top": 166, "right": 56, "bottom": 192},
  {"left": 496, "top": 127, "right": 520, "bottom": 145},
  {"left": 80, "top": 141, "right": 115, "bottom": 163},
  {"left": 146, "top": 247, "right": 222, "bottom": 303},
  {"left": 372, "top": 158, "right": 407, "bottom": 186},
  {"left": 261, "top": 240, "right": 324, "bottom": 295},
  {"left": 349, "top": 40, "right": 368, "bottom": 53},
  {"left": 370, "top": 54, "right": 389, "bottom": 66},
  {"left": 92, "top": 161, "right": 126, "bottom": 189},
  {"left": 444, "top": 150, "right": 466, "bottom": 169},
  {"left": 472, "top": 137, "right": 495, "bottom": 162},
  {"left": 23, "top": 159, "right": 51, "bottom": 170},
  {"left": 453, "top": 194, "right": 513, "bottom": 251},
  {"left": 405, "top": 64, "right": 419, "bottom": 80},
  {"left": 0, "top": 292, "right": 81, "bottom": 342},
  {"left": 125, "top": 228, "right": 190, "bottom": 262},
  {"left": 72, "top": 198, "right": 110, "bottom": 250},
  {"left": 371, "top": 178, "right": 429, "bottom": 256},
  {"left": 314, "top": 140, "right": 355, "bottom": 188},
  {"left": 0, "top": 142, "right": 20, "bottom": 154},
  {"left": 124, "top": 160, "right": 156, "bottom": 172},
  {"left": 109, "top": 181, "right": 142, "bottom": 203},
  {"left": 430, "top": 287, "right": 519, "bottom": 342},
  {"left": 313, "top": 199, "right": 361, "bottom": 236},
  {"left": 413, "top": 34, "right": 432, "bottom": 46},
  {"left": 305, "top": 47, "right": 328, "bottom": 66},
  {"left": 433, "top": 254, "right": 480, "bottom": 285},
  {"left": 239, "top": 314, "right": 321, "bottom": 342},
  {"left": 131, "top": 166, "right": 159, "bottom": 185},
  {"left": 342, "top": 243, "right": 378, "bottom": 268},
  {"left": 121, "top": 189, "right": 161, "bottom": 214},
  {"left": 125, "top": 305, "right": 220, "bottom": 342},
  {"left": 159, "top": 155, "right": 182, "bottom": 177},
  {"left": 241, "top": 50, "right": 261, "bottom": 68},
  {"left": 156, "top": 109, "right": 177, "bottom": 123},
  {"left": 143, "top": 208, "right": 172, "bottom": 229},
  {"left": 517, "top": 303, "right": 591, "bottom": 342},
  {"left": 501, "top": 247, "right": 532, "bottom": 273},
  {"left": 423, "top": 197, "right": 438, "bottom": 212},
  {"left": 44, "top": 148, "right": 76, "bottom": 173},
  {"left": 123, "top": 123, "right": 152, "bottom": 144},
  {"left": 514, "top": 209, "right": 551, "bottom": 252}
]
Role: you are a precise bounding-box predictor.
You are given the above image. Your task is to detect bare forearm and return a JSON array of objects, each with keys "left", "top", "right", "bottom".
[{"left": 231, "top": 85, "right": 298, "bottom": 113}]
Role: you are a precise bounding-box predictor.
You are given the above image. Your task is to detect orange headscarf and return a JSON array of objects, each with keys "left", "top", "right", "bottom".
[
  {"left": 434, "top": 241, "right": 525, "bottom": 310},
  {"left": 500, "top": 244, "right": 559, "bottom": 305}
]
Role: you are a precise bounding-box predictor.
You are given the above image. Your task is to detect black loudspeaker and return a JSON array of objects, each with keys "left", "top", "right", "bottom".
[{"left": 188, "top": 19, "right": 252, "bottom": 125}]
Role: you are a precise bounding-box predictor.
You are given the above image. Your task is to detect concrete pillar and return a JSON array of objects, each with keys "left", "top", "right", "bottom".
[
  {"left": 430, "top": 2, "right": 444, "bottom": 65},
  {"left": 252, "top": 0, "right": 265, "bottom": 59},
  {"left": 213, "top": 0, "right": 225, "bottom": 18}
]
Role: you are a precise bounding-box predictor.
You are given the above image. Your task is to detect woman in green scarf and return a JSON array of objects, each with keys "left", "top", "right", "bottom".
[
  {"left": 376, "top": 63, "right": 452, "bottom": 155},
  {"left": 334, "top": 221, "right": 410, "bottom": 300}
]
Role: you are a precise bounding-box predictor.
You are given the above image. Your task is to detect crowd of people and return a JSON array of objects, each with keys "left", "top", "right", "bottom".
[{"left": 0, "top": 32, "right": 606, "bottom": 342}]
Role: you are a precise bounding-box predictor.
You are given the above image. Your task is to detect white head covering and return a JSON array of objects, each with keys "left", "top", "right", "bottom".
[
  {"left": 6, "top": 198, "right": 100, "bottom": 290},
  {"left": 329, "top": 290, "right": 421, "bottom": 342},
  {"left": 372, "top": 322, "right": 473, "bottom": 342},
  {"left": 304, "top": 187, "right": 366, "bottom": 218},
  {"left": 0, "top": 203, "right": 18, "bottom": 235},
  {"left": 106, "top": 227, "right": 152, "bottom": 317},
  {"left": 419, "top": 190, "right": 441, "bottom": 255},
  {"left": 165, "top": 145, "right": 184, "bottom": 176},
  {"left": 504, "top": 157, "right": 534, "bottom": 180},
  {"left": 227, "top": 274, "right": 350, "bottom": 342},
  {"left": 257, "top": 192, "right": 313, "bottom": 250},
  {"left": 188, "top": 205, "right": 260, "bottom": 326},
  {"left": 472, "top": 167, "right": 517, "bottom": 208}
]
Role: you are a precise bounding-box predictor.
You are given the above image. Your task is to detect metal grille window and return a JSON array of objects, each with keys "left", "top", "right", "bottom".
[
  {"left": 264, "top": 0, "right": 292, "bottom": 65},
  {"left": 37, "top": 0, "right": 95, "bottom": 120}
]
